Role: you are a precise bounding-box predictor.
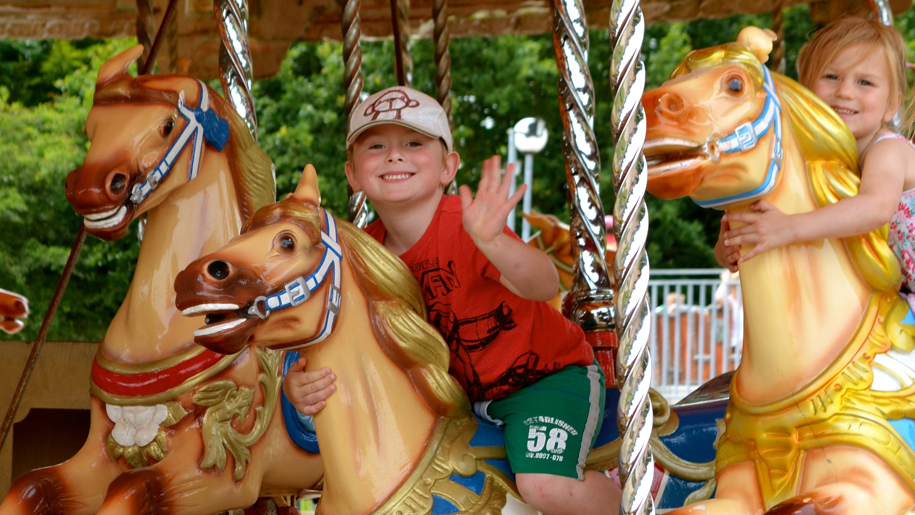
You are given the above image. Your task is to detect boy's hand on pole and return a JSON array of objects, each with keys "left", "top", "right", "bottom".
[
  {"left": 459, "top": 155, "right": 524, "bottom": 247},
  {"left": 282, "top": 357, "right": 336, "bottom": 416}
]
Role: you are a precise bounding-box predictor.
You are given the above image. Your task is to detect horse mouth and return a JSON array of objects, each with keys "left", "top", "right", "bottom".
[
  {"left": 182, "top": 303, "right": 255, "bottom": 340},
  {"left": 0, "top": 315, "right": 25, "bottom": 335},
  {"left": 80, "top": 202, "right": 138, "bottom": 238},
  {"left": 644, "top": 137, "right": 710, "bottom": 176}
]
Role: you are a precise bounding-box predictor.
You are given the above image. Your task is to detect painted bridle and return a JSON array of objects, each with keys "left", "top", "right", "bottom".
[
  {"left": 129, "top": 80, "right": 230, "bottom": 205},
  {"left": 247, "top": 208, "right": 343, "bottom": 349},
  {"left": 695, "top": 65, "right": 783, "bottom": 209}
]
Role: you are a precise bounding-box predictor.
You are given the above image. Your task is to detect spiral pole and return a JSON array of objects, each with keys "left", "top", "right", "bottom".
[
  {"left": 770, "top": 0, "right": 785, "bottom": 74},
  {"left": 390, "top": 0, "right": 413, "bottom": 87},
  {"left": 433, "top": 0, "right": 453, "bottom": 127},
  {"left": 868, "top": 0, "right": 893, "bottom": 25},
  {"left": 136, "top": 0, "right": 155, "bottom": 73},
  {"left": 341, "top": 0, "right": 370, "bottom": 227},
  {"left": 165, "top": 6, "right": 179, "bottom": 73},
  {"left": 215, "top": 0, "right": 257, "bottom": 141},
  {"left": 609, "top": 0, "right": 655, "bottom": 512}
]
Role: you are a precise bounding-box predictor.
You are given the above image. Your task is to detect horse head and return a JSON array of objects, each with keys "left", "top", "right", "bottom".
[
  {"left": 65, "top": 45, "right": 269, "bottom": 240},
  {"left": 173, "top": 165, "right": 338, "bottom": 354},
  {"left": 0, "top": 288, "right": 29, "bottom": 335},
  {"left": 643, "top": 27, "right": 794, "bottom": 207}
]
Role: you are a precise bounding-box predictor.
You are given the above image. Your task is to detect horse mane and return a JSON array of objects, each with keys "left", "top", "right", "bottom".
[
  {"left": 93, "top": 75, "right": 275, "bottom": 222},
  {"left": 673, "top": 44, "right": 901, "bottom": 293},
  {"left": 248, "top": 200, "right": 469, "bottom": 417}
]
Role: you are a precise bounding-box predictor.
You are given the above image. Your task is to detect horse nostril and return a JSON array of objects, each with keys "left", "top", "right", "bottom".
[
  {"left": 110, "top": 173, "right": 128, "bottom": 195},
  {"left": 207, "top": 261, "right": 231, "bottom": 281}
]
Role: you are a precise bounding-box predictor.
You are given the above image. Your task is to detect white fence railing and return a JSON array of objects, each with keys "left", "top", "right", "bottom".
[{"left": 649, "top": 269, "right": 743, "bottom": 403}]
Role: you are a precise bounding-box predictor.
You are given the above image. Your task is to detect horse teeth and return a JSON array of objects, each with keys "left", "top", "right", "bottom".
[
  {"left": 182, "top": 303, "right": 241, "bottom": 316},
  {"left": 84, "top": 205, "right": 122, "bottom": 221},
  {"left": 194, "top": 318, "right": 246, "bottom": 337},
  {"left": 83, "top": 206, "right": 127, "bottom": 229}
]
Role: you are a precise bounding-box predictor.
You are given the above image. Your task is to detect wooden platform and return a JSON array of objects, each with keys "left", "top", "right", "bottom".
[{"left": 0, "top": 340, "right": 96, "bottom": 497}]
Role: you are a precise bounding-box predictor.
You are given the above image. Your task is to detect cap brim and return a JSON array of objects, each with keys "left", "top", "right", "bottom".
[{"left": 346, "top": 119, "right": 452, "bottom": 151}]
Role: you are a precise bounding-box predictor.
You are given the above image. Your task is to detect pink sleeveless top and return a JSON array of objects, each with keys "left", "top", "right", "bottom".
[{"left": 868, "top": 133, "right": 915, "bottom": 292}]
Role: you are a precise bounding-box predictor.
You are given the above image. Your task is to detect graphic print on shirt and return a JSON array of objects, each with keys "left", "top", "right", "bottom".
[{"left": 413, "top": 257, "right": 553, "bottom": 399}]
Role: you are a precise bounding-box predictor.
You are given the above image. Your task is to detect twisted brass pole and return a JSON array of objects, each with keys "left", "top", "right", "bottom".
[
  {"left": 770, "top": 0, "right": 785, "bottom": 74},
  {"left": 136, "top": 0, "right": 155, "bottom": 73},
  {"left": 340, "top": 0, "right": 369, "bottom": 228},
  {"left": 390, "top": 0, "right": 413, "bottom": 87},
  {"left": 609, "top": 0, "right": 655, "bottom": 511},
  {"left": 215, "top": 0, "right": 257, "bottom": 140},
  {"left": 433, "top": 0, "right": 452, "bottom": 127}
]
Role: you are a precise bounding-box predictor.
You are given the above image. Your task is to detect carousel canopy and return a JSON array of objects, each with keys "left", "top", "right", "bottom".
[{"left": 1, "top": 0, "right": 910, "bottom": 79}]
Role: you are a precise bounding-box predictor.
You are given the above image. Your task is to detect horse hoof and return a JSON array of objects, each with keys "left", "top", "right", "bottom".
[{"left": 765, "top": 493, "right": 844, "bottom": 515}]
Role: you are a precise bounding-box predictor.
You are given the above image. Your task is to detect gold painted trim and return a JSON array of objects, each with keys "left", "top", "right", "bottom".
[
  {"left": 92, "top": 350, "right": 243, "bottom": 406},
  {"left": 717, "top": 293, "right": 915, "bottom": 509},
  {"left": 96, "top": 344, "right": 209, "bottom": 374}
]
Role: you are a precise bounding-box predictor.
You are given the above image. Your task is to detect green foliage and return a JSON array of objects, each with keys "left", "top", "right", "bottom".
[{"left": 0, "top": 38, "right": 138, "bottom": 342}]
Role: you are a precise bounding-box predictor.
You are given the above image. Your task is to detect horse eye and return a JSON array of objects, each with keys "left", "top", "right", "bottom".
[
  {"left": 278, "top": 235, "right": 295, "bottom": 252},
  {"left": 726, "top": 77, "right": 743, "bottom": 94},
  {"left": 161, "top": 119, "right": 175, "bottom": 137}
]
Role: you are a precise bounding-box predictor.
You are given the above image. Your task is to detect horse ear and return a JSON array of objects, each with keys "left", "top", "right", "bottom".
[
  {"left": 291, "top": 164, "right": 321, "bottom": 206},
  {"left": 97, "top": 45, "right": 144, "bottom": 86},
  {"left": 737, "top": 27, "right": 777, "bottom": 65}
]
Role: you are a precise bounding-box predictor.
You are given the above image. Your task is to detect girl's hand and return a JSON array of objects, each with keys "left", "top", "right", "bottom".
[
  {"left": 282, "top": 357, "right": 336, "bottom": 416},
  {"left": 715, "top": 217, "right": 740, "bottom": 272},
  {"left": 459, "top": 155, "right": 525, "bottom": 248},
  {"left": 723, "top": 200, "right": 795, "bottom": 262}
]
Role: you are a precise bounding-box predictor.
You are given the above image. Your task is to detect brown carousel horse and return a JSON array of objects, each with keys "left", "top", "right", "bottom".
[
  {"left": 643, "top": 27, "right": 915, "bottom": 514},
  {"left": 174, "top": 166, "right": 545, "bottom": 514},
  {"left": 0, "top": 45, "right": 324, "bottom": 515},
  {"left": 0, "top": 289, "right": 28, "bottom": 335}
]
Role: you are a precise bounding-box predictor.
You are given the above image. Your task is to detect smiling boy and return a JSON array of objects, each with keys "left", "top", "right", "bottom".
[{"left": 285, "top": 86, "right": 620, "bottom": 514}]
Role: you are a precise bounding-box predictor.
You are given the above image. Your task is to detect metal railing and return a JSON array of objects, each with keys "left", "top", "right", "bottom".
[{"left": 649, "top": 269, "right": 743, "bottom": 402}]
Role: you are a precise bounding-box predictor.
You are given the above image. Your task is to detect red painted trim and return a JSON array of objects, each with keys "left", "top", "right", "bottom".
[{"left": 91, "top": 350, "right": 228, "bottom": 397}]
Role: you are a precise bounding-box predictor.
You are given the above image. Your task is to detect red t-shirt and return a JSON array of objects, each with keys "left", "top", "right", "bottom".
[{"left": 365, "top": 195, "right": 593, "bottom": 401}]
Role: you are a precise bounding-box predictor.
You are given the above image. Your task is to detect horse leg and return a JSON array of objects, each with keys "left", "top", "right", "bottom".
[
  {"left": 764, "top": 446, "right": 914, "bottom": 515},
  {"left": 96, "top": 405, "right": 323, "bottom": 515},
  {"left": 666, "top": 462, "right": 765, "bottom": 515},
  {"left": 0, "top": 398, "right": 126, "bottom": 515}
]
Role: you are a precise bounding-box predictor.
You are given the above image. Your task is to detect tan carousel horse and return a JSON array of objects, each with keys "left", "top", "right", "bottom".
[
  {"left": 0, "top": 45, "right": 325, "bottom": 515},
  {"left": 0, "top": 289, "right": 28, "bottom": 335},
  {"left": 174, "top": 166, "right": 646, "bottom": 514},
  {"left": 643, "top": 27, "right": 915, "bottom": 515}
]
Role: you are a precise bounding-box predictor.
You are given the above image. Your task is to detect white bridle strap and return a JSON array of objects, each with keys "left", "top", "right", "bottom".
[
  {"left": 248, "top": 209, "right": 343, "bottom": 348},
  {"left": 695, "top": 66, "right": 783, "bottom": 209},
  {"left": 130, "top": 81, "right": 228, "bottom": 205}
]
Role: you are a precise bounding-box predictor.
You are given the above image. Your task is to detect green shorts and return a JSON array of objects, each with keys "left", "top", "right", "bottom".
[{"left": 472, "top": 362, "right": 605, "bottom": 480}]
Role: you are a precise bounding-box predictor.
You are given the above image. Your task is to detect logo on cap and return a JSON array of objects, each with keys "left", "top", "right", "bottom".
[{"left": 363, "top": 89, "right": 420, "bottom": 121}]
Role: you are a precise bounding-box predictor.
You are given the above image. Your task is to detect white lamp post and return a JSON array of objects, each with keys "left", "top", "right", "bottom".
[{"left": 507, "top": 117, "right": 548, "bottom": 240}]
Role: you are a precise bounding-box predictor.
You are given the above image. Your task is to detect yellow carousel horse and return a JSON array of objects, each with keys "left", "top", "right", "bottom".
[
  {"left": 0, "top": 45, "right": 324, "bottom": 515},
  {"left": 643, "top": 27, "right": 915, "bottom": 515},
  {"left": 0, "top": 289, "right": 28, "bottom": 335},
  {"left": 174, "top": 166, "right": 644, "bottom": 514}
]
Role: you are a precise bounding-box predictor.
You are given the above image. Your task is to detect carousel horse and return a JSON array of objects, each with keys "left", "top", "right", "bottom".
[
  {"left": 174, "top": 165, "right": 729, "bottom": 514},
  {"left": 0, "top": 45, "right": 325, "bottom": 515},
  {"left": 0, "top": 289, "right": 28, "bottom": 335},
  {"left": 643, "top": 27, "right": 915, "bottom": 514}
]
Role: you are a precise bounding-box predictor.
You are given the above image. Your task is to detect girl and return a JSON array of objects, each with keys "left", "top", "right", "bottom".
[{"left": 716, "top": 16, "right": 915, "bottom": 305}]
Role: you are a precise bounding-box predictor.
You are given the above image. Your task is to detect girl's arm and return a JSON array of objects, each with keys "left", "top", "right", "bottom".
[
  {"left": 460, "top": 156, "right": 560, "bottom": 302},
  {"left": 715, "top": 217, "right": 740, "bottom": 272},
  {"left": 723, "top": 138, "right": 907, "bottom": 262}
]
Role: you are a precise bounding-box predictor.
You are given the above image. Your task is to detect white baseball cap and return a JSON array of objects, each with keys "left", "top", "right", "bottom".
[{"left": 346, "top": 87, "right": 453, "bottom": 152}]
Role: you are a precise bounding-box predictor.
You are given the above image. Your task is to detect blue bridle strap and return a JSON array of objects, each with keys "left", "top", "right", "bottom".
[
  {"left": 129, "top": 80, "right": 229, "bottom": 205},
  {"left": 694, "top": 66, "right": 783, "bottom": 209},
  {"left": 248, "top": 208, "right": 343, "bottom": 348}
]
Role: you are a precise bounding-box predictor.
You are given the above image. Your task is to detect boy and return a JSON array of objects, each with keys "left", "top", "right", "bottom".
[{"left": 284, "top": 86, "right": 620, "bottom": 515}]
